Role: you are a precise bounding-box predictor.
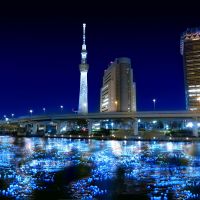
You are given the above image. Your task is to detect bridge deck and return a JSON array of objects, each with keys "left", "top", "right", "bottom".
[{"left": 5, "top": 111, "right": 200, "bottom": 123}]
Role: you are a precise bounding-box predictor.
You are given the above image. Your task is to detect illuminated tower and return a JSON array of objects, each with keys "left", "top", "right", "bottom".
[{"left": 78, "top": 23, "right": 89, "bottom": 114}]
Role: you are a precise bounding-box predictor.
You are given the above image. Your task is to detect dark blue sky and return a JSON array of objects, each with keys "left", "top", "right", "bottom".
[{"left": 0, "top": 2, "right": 199, "bottom": 117}]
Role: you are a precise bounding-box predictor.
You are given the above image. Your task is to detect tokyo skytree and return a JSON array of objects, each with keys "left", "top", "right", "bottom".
[{"left": 78, "top": 23, "right": 89, "bottom": 114}]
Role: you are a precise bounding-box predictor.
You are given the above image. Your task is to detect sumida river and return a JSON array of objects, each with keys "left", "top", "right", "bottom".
[{"left": 0, "top": 136, "right": 200, "bottom": 199}]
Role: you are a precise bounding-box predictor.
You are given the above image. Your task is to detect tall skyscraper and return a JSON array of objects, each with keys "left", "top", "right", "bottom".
[
  {"left": 78, "top": 23, "right": 89, "bottom": 114},
  {"left": 100, "top": 57, "right": 136, "bottom": 112},
  {"left": 181, "top": 28, "right": 200, "bottom": 111}
]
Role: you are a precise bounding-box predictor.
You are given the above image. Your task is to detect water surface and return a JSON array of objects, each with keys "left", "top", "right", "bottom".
[{"left": 0, "top": 136, "right": 200, "bottom": 199}]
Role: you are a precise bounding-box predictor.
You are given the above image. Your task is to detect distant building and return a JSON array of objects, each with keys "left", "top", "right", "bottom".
[
  {"left": 181, "top": 28, "right": 200, "bottom": 111},
  {"left": 100, "top": 57, "right": 136, "bottom": 112}
]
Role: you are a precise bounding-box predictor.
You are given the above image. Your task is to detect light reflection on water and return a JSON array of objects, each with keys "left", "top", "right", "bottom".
[{"left": 0, "top": 136, "right": 200, "bottom": 199}]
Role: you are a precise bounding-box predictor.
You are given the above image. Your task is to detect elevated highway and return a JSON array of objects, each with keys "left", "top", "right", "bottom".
[
  {"left": 1, "top": 110, "right": 200, "bottom": 137},
  {"left": 11, "top": 110, "right": 200, "bottom": 123}
]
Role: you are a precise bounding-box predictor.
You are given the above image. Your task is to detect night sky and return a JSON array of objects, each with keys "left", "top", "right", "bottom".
[{"left": 0, "top": 2, "right": 200, "bottom": 117}]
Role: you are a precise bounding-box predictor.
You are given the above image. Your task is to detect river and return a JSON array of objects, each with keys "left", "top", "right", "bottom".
[{"left": 0, "top": 136, "right": 200, "bottom": 199}]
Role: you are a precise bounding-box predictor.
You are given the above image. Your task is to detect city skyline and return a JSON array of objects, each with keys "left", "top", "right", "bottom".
[{"left": 0, "top": 3, "right": 200, "bottom": 116}]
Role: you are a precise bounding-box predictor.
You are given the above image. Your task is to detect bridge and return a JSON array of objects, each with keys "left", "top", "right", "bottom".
[
  {"left": 1, "top": 110, "right": 200, "bottom": 137},
  {"left": 10, "top": 110, "right": 200, "bottom": 122}
]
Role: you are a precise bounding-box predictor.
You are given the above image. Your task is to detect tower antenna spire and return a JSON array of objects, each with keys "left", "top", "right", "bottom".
[
  {"left": 81, "top": 23, "right": 87, "bottom": 64},
  {"left": 83, "top": 23, "right": 86, "bottom": 46},
  {"left": 82, "top": 23, "right": 86, "bottom": 51}
]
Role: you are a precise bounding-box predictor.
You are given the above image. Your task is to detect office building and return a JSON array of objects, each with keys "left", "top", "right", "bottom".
[
  {"left": 100, "top": 57, "right": 136, "bottom": 112},
  {"left": 181, "top": 27, "right": 200, "bottom": 111}
]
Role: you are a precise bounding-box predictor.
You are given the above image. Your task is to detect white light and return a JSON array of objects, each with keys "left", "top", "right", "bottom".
[
  {"left": 102, "top": 85, "right": 108, "bottom": 90},
  {"left": 152, "top": 120, "right": 157, "bottom": 124},
  {"left": 102, "top": 98, "right": 109, "bottom": 103},
  {"left": 189, "top": 94, "right": 197, "bottom": 97},
  {"left": 186, "top": 122, "right": 193, "bottom": 128},
  {"left": 29, "top": 109, "right": 33, "bottom": 114},
  {"left": 165, "top": 125, "right": 169, "bottom": 130},
  {"left": 102, "top": 101, "right": 109, "bottom": 106},
  {"left": 5, "top": 118, "right": 9, "bottom": 121},
  {"left": 43, "top": 108, "right": 46, "bottom": 112},
  {"left": 198, "top": 123, "right": 200, "bottom": 127},
  {"left": 138, "top": 119, "right": 141, "bottom": 123},
  {"left": 94, "top": 123, "right": 100, "bottom": 126},
  {"left": 78, "top": 71, "right": 88, "bottom": 113},
  {"left": 11, "top": 113, "right": 14, "bottom": 117},
  {"left": 189, "top": 85, "right": 200, "bottom": 88},
  {"left": 188, "top": 89, "right": 200, "bottom": 93},
  {"left": 167, "top": 142, "right": 173, "bottom": 151},
  {"left": 60, "top": 126, "right": 67, "bottom": 132},
  {"left": 153, "top": 99, "right": 156, "bottom": 103}
]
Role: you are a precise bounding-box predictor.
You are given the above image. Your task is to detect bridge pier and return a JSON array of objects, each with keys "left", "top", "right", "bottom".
[
  {"left": 56, "top": 122, "right": 62, "bottom": 134},
  {"left": 133, "top": 119, "right": 138, "bottom": 135},
  {"left": 87, "top": 120, "right": 93, "bottom": 134},
  {"left": 56, "top": 122, "right": 68, "bottom": 134},
  {"left": 30, "top": 123, "right": 38, "bottom": 135},
  {"left": 193, "top": 120, "right": 199, "bottom": 137}
]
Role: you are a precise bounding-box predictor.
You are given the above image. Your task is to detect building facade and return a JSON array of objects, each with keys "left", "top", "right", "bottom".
[
  {"left": 181, "top": 28, "right": 200, "bottom": 111},
  {"left": 78, "top": 23, "right": 89, "bottom": 114},
  {"left": 100, "top": 57, "right": 136, "bottom": 112}
]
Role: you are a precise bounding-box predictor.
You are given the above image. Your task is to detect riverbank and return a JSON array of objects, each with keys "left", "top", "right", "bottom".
[{"left": 11, "top": 134, "right": 200, "bottom": 142}]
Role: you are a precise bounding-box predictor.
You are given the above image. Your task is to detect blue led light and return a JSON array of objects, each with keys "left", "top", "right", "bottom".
[{"left": 0, "top": 136, "right": 200, "bottom": 199}]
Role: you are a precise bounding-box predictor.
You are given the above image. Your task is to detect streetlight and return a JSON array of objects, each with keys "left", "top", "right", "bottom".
[
  {"left": 11, "top": 113, "right": 14, "bottom": 118},
  {"left": 43, "top": 107, "right": 46, "bottom": 113},
  {"left": 29, "top": 109, "right": 33, "bottom": 116},
  {"left": 153, "top": 99, "right": 156, "bottom": 110},
  {"left": 60, "top": 105, "right": 63, "bottom": 112}
]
